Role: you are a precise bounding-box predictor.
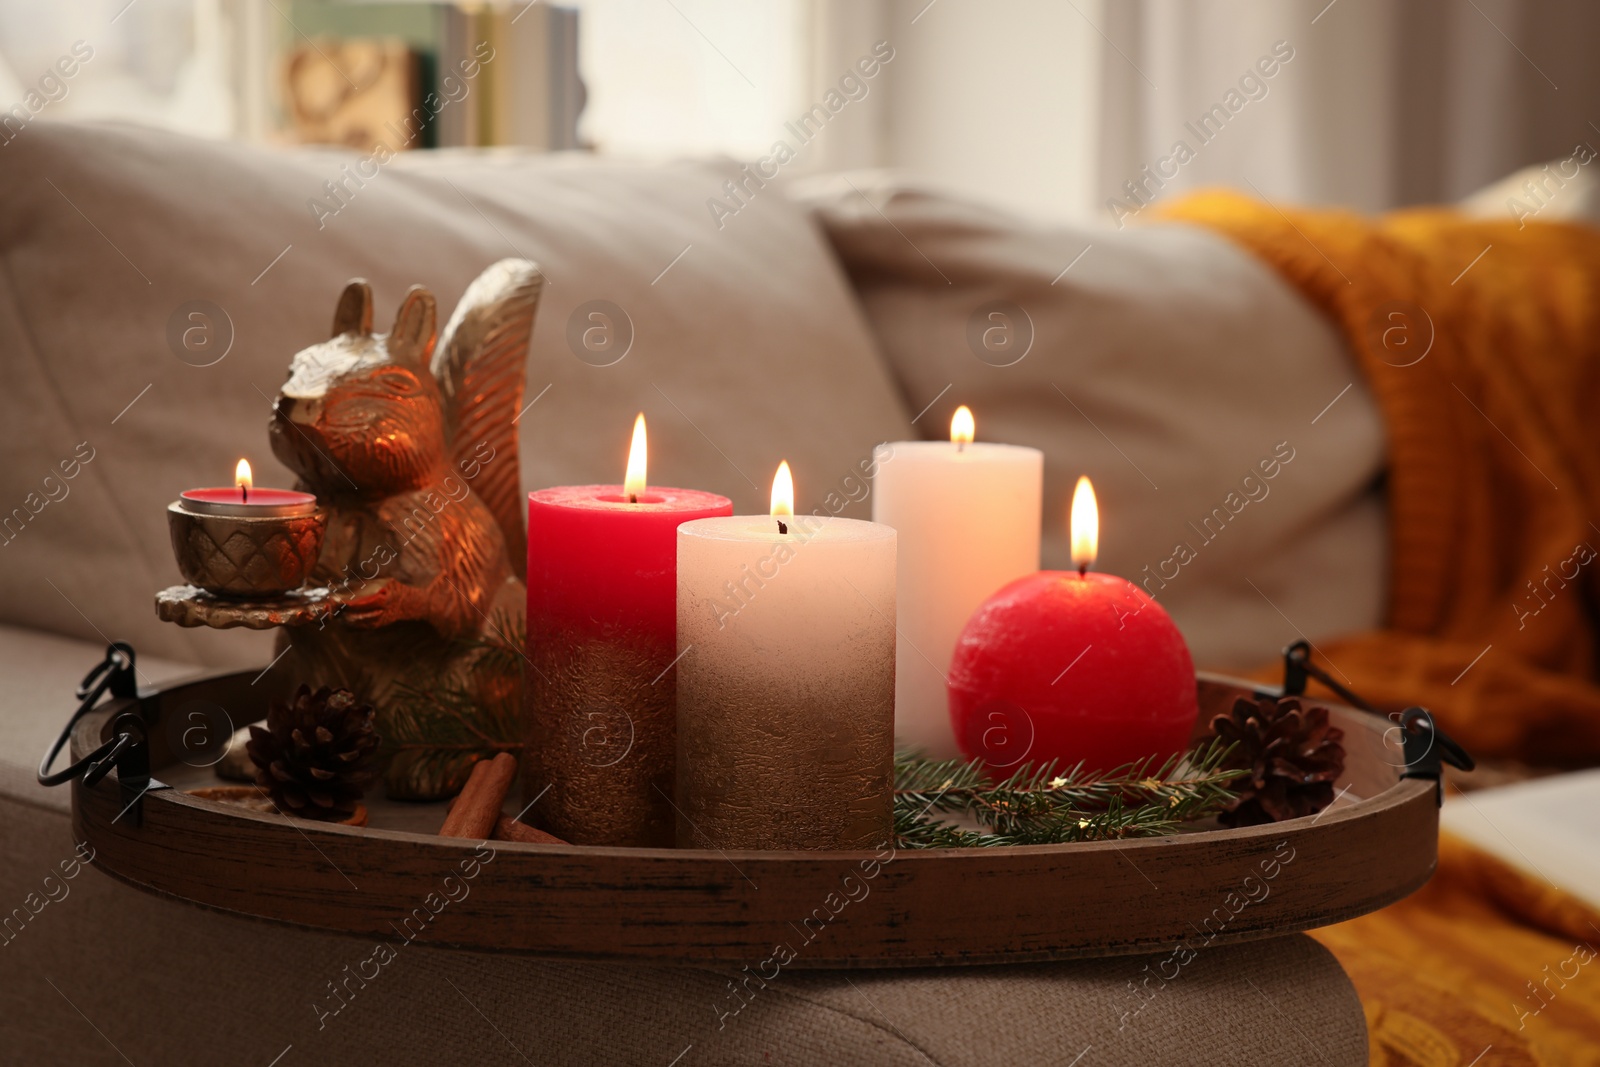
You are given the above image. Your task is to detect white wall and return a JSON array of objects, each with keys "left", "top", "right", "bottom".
[
  {"left": 572, "top": 0, "right": 810, "bottom": 159},
  {"left": 570, "top": 0, "right": 1105, "bottom": 224},
  {"left": 879, "top": 0, "right": 1103, "bottom": 223}
]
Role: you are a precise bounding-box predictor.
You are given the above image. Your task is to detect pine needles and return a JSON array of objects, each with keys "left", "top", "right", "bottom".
[
  {"left": 893, "top": 740, "right": 1247, "bottom": 849},
  {"left": 382, "top": 610, "right": 526, "bottom": 800}
]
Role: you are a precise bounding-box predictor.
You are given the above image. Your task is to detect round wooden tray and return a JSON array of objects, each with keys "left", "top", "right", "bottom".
[{"left": 72, "top": 669, "right": 1437, "bottom": 968}]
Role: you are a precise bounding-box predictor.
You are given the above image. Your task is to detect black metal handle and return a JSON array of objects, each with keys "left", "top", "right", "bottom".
[
  {"left": 1397, "top": 707, "right": 1476, "bottom": 806},
  {"left": 37, "top": 643, "right": 155, "bottom": 825},
  {"left": 1279, "top": 640, "right": 1475, "bottom": 806},
  {"left": 1280, "top": 639, "right": 1378, "bottom": 713}
]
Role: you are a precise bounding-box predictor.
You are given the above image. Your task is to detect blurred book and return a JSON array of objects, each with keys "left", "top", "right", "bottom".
[
  {"left": 283, "top": 36, "right": 418, "bottom": 152},
  {"left": 1443, "top": 768, "right": 1600, "bottom": 911},
  {"left": 278, "top": 1, "right": 584, "bottom": 152},
  {"left": 488, "top": 2, "right": 584, "bottom": 150}
]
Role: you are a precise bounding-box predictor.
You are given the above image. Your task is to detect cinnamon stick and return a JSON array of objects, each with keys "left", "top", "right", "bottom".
[
  {"left": 493, "top": 815, "right": 567, "bottom": 846},
  {"left": 438, "top": 752, "right": 518, "bottom": 840}
]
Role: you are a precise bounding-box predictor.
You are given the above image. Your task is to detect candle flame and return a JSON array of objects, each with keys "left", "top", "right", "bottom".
[
  {"left": 771, "top": 460, "right": 794, "bottom": 518},
  {"left": 624, "top": 413, "right": 647, "bottom": 501},
  {"left": 1070, "top": 475, "right": 1098, "bottom": 574},
  {"left": 951, "top": 405, "right": 975, "bottom": 446},
  {"left": 235, "top": 459, "right": 253, "bottom": 495}
]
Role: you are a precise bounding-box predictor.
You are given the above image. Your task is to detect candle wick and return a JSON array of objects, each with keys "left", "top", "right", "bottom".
[
  {"left": 1077, "top": 563, "right": 1088, "bottom": 578},
  {"left": 777, "top": 519, "right": 788, "bottom": 535},
  {"left": 957, "top": 441, "right": 966, "bottom": 453},
  {"left": 241, "top": 484, "right": 248, "bottom": 503},
  {"left": 628, "top": 493, "right": 637, "bottom": 504}
]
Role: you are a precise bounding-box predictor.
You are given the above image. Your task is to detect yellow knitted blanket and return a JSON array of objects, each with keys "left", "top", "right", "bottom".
[
  {"left": 1164, "top": 191, "right": 1600, "bottom": 763},
  {"left": 1161, "top": 192, "right": 1600, "bottom": 1065}
]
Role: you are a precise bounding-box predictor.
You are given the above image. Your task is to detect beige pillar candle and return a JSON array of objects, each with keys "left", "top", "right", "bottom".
[
  {"left": 675, "top": 462, "right": 896, "bottom": 850},
  {"left": 872, "top": 407, "right": 1043, "bottom": 758}
]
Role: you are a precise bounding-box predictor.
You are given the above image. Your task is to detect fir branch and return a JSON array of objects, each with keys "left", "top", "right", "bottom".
[
  {"left": 892, "top": 739, "right": 1246, "bottom": 849},
  {"left": 381, "top": 610, "right": 527, "bottom": 799},
  {"left": 387, "top": 680, "right": 515, "bottom": 749}
]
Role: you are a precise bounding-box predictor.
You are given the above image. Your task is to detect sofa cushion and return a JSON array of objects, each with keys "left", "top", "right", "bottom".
[
  {"left": 0, "top": 123, "right": 912, "bottom": 667},
  {"left": 796, "top": 174, "right": 1388, "bottom": 669}
]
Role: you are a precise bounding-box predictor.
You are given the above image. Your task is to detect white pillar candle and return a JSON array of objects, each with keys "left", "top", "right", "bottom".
[
  {"left": 676, "top": 462, "right": 897, "bottom": 850},
  {"left": 872, "top": 408, "right": 1043, "bottom": 758}
]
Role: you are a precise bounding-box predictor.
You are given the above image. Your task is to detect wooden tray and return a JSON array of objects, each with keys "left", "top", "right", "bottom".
[{"left": 71, "top": 669, "right": 1436, "bottom": 968}]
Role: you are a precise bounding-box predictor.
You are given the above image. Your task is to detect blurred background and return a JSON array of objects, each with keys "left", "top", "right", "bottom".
[{"left": 2, "top": 0, "right": 1598, "bottom": 223}]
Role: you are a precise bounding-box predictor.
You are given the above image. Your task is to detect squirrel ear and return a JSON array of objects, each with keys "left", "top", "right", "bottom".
[
  {"left": 387, "top": 285, "right": 437, "bottom": 366},
  {"left": 332, "top": 280, "right": 374, "bottom": 337}
]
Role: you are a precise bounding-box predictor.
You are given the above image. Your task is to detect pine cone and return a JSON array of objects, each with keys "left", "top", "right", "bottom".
[
  {"left": 247, "top": 685, "right": 380, "bottom": 820},
  {"left": 1212, "top": 695, "right": 1345, "bottom": 827}
]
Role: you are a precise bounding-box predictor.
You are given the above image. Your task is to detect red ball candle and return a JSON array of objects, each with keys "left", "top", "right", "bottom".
[
  {"left": 525, "top": 414, "right": 732, "bottom": 846},
  {"left": 948, "top": 477, "right": 1197, "bottom": 774}
]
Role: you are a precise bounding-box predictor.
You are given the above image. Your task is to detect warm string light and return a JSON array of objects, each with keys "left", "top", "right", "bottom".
[
  {"left": 235, "top": 458, "right": 253, "bottom": 503},
  {"left": 1070, "top": 475, "right": 1098, "bottom": 576},
  {"left": 771, "top": 460, "right": 794, "bottom": 535},
  {"left": 624, "top": 413, "right": 647, "bottom": 503},
  {"left": 951, "top": 405, "right": 975, "bottom": 452}
]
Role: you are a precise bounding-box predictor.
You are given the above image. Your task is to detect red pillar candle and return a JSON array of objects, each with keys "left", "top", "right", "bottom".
[
  {"left": 948, "top": 477, "right": 1198, "bottom": 774},
  {"left": 525, "top": 415, "right": 731, "bottom": 846}
]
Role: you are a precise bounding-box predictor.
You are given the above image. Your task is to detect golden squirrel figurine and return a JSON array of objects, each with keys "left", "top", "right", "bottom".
[{"left": 268, "top": 259, "right": 542, "bottom": 798}]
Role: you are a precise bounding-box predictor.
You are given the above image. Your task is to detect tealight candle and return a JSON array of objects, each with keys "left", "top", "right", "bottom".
[
  {"left": 168, "top": 459, "right": 325, "bottom": 597},
  {"left": 675, "top": 462, "right": 896, "bottom": 850},
  {"left": 179, "top": 489, "right": 317, "bottom": 516},
  {"left": 872, "top": 407, "right": 1042, "bottom": 758},
  {"left": 525, "top": 414, "right": 732, "bottom": 847},
  {"left": 948, "top": 476, "right": 1198, "bottom": 774},
  {"left": 180, "top": 460, "right": 318, "bottom": 516}
]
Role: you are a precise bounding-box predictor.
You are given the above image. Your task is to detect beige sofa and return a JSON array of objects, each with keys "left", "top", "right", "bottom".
[{"left": 0, "top": 123, "right": 1375, "bottom": 1064}]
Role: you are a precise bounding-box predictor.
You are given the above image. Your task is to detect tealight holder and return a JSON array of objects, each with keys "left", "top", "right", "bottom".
[{"left": 167, "top": 492, "right": 326, "bottom": 598}]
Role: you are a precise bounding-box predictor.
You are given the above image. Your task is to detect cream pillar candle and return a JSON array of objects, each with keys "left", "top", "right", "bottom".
[
  {"left": 872, "top": 407, "right": 1042, "bottom": 758},
  {"left": 676, "top": 462, "right": 896, "bottom": 850}
]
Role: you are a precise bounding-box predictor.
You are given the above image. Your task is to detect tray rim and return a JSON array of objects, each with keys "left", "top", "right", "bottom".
[{"left": 70, "top": 666, "right": 1438, "bottom": 967}]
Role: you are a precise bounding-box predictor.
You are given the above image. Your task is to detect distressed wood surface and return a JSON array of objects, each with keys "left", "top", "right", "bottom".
[{"left": 72, "top": 669, "right": 1437, "bottom": 967}]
